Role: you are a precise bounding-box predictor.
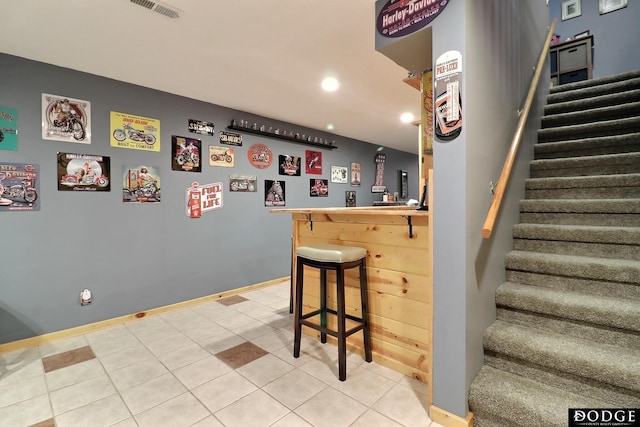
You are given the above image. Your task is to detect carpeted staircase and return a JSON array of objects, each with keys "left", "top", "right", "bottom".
[{"left": 468, "top": 70, "right": 640, "bottom": 427}]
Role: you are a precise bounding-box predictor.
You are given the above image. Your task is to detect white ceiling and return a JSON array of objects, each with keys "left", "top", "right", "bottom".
[{"left": 1, "top": 0, "right": 421, "bottom": 154}]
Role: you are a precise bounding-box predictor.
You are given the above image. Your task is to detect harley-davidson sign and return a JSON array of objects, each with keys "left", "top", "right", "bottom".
[{"left": 377, "top": 0, "right": 450, "bottom": 38}]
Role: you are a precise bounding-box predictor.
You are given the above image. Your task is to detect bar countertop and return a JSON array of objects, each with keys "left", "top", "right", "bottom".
[{"left": 270, "top": 206, "right": 429, "bottom": 216}]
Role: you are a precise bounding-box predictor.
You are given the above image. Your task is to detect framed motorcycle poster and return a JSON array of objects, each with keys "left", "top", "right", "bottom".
[
  {"left": 0, "top": 106, "right": 18, "bottom": 151},
  {"left": 279, "top": 154, "right": 301, "bottom": 176},
  {"left": 229, "top": 174, "right": 257, "bottom": 192},
  {"left": 310, "top": 179, "right": 328, "bottom": 197},
  {"left": 110, "top": 111, "right": 160, "bottom": 152},
  {"left": 209, "top": 145, "right": 234, "bottom": 167},
  {"left": 305, "top": 150, "right": 322, "bottom": 175},
  {"left": 42, "top": 94, "right": 91, "bottom": 144},
  {"left": 0, "top": 163, "right": 39, "bottom": 212},
  {"left": 331, "top": 165, "right": 348, "bottom": 183},
  {"left": 122, "top": 165, "right": 161, "bottom": 204},
  {"left": 265, "top": 180, "right": 285, "bottom": 206},
  {"left": 57, "top": 152, "right": 110, "bottom": 192},
  {"left": 172, "top": 136, "right": 202, "bottom": 172}
]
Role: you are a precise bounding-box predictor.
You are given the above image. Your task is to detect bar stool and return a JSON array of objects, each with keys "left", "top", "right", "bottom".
[{"left": 293, "top": 243, "right": 372, "bottom": 381}]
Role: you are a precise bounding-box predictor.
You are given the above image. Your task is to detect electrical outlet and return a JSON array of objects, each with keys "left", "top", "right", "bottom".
[{"left": 80, "top": 288, "right": 92, "bottom": 305}]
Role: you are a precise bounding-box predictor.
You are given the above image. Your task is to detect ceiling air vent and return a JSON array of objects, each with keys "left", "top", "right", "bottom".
[{"left": 130, "top": 0, "right": 182, "bottom": 20}]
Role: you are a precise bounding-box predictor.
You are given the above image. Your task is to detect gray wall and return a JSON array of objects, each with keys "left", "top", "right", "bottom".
[
  {"left": 0, "top": 53, "right": 418, "bottom": 344},
  {"left": 549, "top": 0, "right": 640, "bottom": 78},
  {"left": 431, "top": 0, "right": 548, "bottom": 417}
]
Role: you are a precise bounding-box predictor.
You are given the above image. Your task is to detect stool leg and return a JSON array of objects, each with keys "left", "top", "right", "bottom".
[
  {"left": 359, "top": 259, "right": 372, "bottom": 363},
  {"left": 293, "top": 257, "right": 305, "bottom": 358},
  {"left": 336, "top": 265, "right": 347, "bottom": 381},
  {"left": 289, "top": 235, "right": 294, "bottom": 314},
  {"left": 320, "top": 269, "right": 327, "bottom": 344}
]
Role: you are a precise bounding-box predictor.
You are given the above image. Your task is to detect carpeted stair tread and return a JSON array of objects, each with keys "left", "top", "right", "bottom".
[
  {"left": 520, "top": 198, "right": 640, "bottom": 214},
  {"left": 513, "top": 223, "right": 640, "bottom": 244},
  {"left": 533, "top": 132, "right": 640, "bottom": 159},
  {"left": 496, "top": 282, "right": 640, "bottom": 333},
  {"left": 483, "top": 320, "right": 640, "bottom": 392},
  {"left": 530, "top": 152, "right": 640, "bottom": 178},
  {"left": 526, "top": 174, "right": 640, "bottom": 190},
  {"left": 545, "top": 89, "right": 640, "bottom": 116},
  {"left": 469, "top": 366, "right": 613, "bottom": 427},
  {"left": 505, "top": 250, "right": 640, "bottom": 285},
  {"left": 549, "top": 70, "right": 640, "bottom": 97},
  {"left": 542, "top": 101, "right": 640, "bottom": 129},
  {"left": 538, "top": 116, "right": 640, "bottom": 143},
  {"left": 525, "top": 174, "right": 640, "bottom": 199}
]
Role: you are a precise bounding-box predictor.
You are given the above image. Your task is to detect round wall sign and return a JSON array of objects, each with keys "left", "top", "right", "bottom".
[{"left": 247, "top": 143, "right": 273, "bottom": 169}]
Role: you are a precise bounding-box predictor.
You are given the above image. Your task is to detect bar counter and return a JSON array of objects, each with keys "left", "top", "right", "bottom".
[{"left": 271, "top": 206, "right": 432, "bottom": 385}]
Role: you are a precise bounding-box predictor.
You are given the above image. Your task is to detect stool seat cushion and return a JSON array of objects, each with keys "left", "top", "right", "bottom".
[{"left": 297, "top": 244, "right": 367, "bottom": 263}]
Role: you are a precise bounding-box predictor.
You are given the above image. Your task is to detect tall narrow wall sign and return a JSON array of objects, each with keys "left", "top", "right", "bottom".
[{"left": 434, "top": 50, "right": 462, "bottom": 141}]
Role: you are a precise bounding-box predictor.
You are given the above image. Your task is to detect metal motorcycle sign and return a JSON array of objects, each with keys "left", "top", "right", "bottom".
[
  {"left": 0, "top": 163, "right": 39, "bottom": 212},
  {"left": 110, "top": 111, "right": 160, "bottom": 152},
  {"left": 188, "top": 119, "right": 214, "bottom": 136},
  {"left": 57, "top": 152, "right": 110, "bottom": 192},
  {"left": 42, "top": 94, "right": 91, "bottom": 144}
]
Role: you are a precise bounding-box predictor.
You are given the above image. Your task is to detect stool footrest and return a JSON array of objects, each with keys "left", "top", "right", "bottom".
[
  {"left": 299, "top": 319, "right": 365, "bottom": 339},
  {"left": 300, "top": 308, "right": 365, "bottom": 324}
]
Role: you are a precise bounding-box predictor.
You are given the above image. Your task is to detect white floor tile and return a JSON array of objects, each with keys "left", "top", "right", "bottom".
[
  {"left": 262, "top": 369, "right": 327, "bottom": 410},
  {"left": 214, "top": 389, "right": 290, "bottom": 427},
  {"left": 0, "top": 348, "right": 43, "bottom": 386},
  {"left": 349, "top": 409, "right": 404, "bottom": 427},
  {"left": 331, "top": 364, "right": 396, "bottom": 406},
  {"left": 294, "top": 387, "right": 367, "bottom": 427},
  {"left": 270, "top": 412, "right": 314, "bottom": 427},
  {"left": 97, "top": 343, "right": 156, "bottom": 372},
  {"left": 0, "top": 394, "right": 52, "bottom": 427},
  {"left": 55, "top": 393, "right": 130, "bottom": 427},
  {"left": 191, "top": 371, "right": 257, "bottom": 413},
  {"left": 0, "top": 374, "right": 47, "bottom": 408},
  {"left": 46, "top": 358, "right": 106, "bottom": 391},
  {"left": 372, "top": 383, "right": 431, "bottom": 427},
  {"left": 156, "top": 342, "right": 209, "bottom": 371},
  {"left": 119, "top": 372, "right": 186, "bottom": 415},
  {"left": 172, "top": 355, "right": 232, "bottom": 390},
  {"left": 236, "top": 354, "right": 295, "bottom": 387},
  {"left": 135, "top": 391, "right": 210, "bottom": 427},
  {"left": 109, "top": 358, "right": 169, "bottom": 391},
  {"left": 50, "top": 375, "right": 116, "bottom": 415}
]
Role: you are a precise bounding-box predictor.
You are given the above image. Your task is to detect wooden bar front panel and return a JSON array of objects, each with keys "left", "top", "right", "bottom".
[{"left": 292, "top": 211, "right": 431, "bottom": 383}]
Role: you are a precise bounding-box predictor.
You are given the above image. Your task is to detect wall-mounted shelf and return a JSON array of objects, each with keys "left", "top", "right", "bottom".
[{"left": 228, "top": 122, "right": 338, "bottom": 150}]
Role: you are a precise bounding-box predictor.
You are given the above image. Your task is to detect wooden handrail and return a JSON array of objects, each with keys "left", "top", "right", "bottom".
[{"left": 481, "top": 18, "right": 557, "bottom": 239}]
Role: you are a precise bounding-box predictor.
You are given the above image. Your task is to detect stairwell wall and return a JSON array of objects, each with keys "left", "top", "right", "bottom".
[
  {"left": 549, "top": 0, "right": 640, "bottom": 78},
  {"left": 431, "top": 0, "right": 549, "bottom": 418}
]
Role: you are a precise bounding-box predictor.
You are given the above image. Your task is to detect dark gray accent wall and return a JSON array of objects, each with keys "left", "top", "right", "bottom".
[
  {"left": 550, "top": 0, "right": 640, "bottom": 78},
  {"left": 0, "top": 53, "right": 418, "bottom": 344}
]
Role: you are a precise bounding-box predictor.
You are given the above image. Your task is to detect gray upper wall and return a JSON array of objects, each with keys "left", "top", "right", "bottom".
[
  {"left": 549, "top": 0, "right": 640, "bottom": 77},
  {"left": 0, "top": 53, "right": 418, "bottom": 344}
]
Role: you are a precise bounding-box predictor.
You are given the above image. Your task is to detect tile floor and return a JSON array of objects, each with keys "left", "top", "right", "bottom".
[{"left": 0, "top": 280, "right": 441, "bottom": 427}]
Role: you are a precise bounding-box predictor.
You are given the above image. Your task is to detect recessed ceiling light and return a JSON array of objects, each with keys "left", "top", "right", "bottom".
[
  {"left": 326, "top": 123, "right": 335, "bottom": 130},
  {"left": 321, "top": 77, "right": 339, "bottom": 92},
  {"left": 400, "top": 112, "right": 415, "bottom": 123}
]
